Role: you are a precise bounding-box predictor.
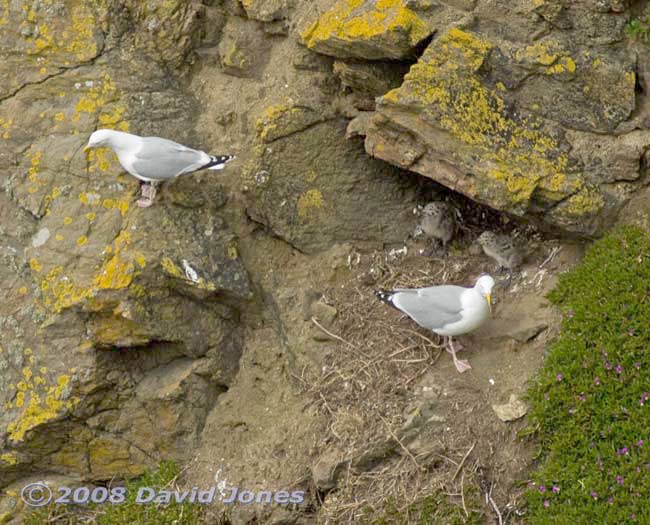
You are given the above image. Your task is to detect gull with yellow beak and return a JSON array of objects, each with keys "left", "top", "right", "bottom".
[
  {"left": 376, "top": 275, "right": 494, "bottom": 373},
  {"left": 84, "top": 129, "right": 235, "bottom": 208}
]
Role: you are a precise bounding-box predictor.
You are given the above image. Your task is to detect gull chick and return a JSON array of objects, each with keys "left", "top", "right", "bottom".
[
  {"left": 375, "top": 275, "right": 494, "bottom": 373},
  {"left": 418, "top": 201, "right": 456, "bottom": 247},
  {"left": 477, "top": 231, "right": 523, "bottom": 270},
  {"left": 85, "top": 129, "right": 235, "bottom": 208}
]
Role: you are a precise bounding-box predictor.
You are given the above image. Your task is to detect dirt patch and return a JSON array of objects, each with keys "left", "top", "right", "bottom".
[{"left": 296, "top": 235, "right": 584, "bottom": 523}]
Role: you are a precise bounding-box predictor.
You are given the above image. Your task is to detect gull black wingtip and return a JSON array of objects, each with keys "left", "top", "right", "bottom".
[{"left": 375, "top": 290, "right": 396, "bottom": 306}]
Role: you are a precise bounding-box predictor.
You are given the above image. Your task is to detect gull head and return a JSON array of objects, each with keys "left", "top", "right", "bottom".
[
  {"left": 85, "top": 129, "right": 117, "bottom": 152},
  {"left": 475, "top": 274, "right": 495, "bottom": 311}
]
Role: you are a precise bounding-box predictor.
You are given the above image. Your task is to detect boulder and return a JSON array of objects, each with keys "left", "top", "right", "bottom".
[
  {"left": 356, "top": 27, "right": 649, "bottom": 235},
  {"left": 301, "top": 0, "right": 432, "bottom": 60}
]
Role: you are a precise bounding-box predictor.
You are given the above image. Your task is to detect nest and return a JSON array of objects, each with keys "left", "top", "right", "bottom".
[{"left": 298, "top": 254, "right": 499, "bottom": 524}]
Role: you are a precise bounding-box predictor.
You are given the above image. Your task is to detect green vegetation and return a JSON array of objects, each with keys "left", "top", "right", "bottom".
[
  {"left": 525, "top": 226, "right": 650, "bottom": 524},
  {"left": 25, "top": 461, "right": 208, "bottom": 525},
  {"left": 625, "top": 14, "right": 650, "bottom": 42},
  {"left": 361, "top": 490, "right": 483, "bottom": 524}
]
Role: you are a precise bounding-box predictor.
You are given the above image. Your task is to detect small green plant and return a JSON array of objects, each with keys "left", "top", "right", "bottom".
[
  {"left": 625, "top": 15, "right": 650, "bottom": 42},
  {"left": 524, "top": 226, "right": 650, "bottom": 524},
  {"left": 360, "top": 491, "right": 484, "bottom": 524},
  {"left": 24, "top": 461, "right": 207, "bottom": 525}
]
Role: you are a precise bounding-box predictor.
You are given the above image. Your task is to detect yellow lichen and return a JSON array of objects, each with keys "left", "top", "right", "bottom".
[
  {"left": 26, "top": 2, "right": 99, "bottom": 61},
  {"left": 40, "top": 231, "right": 145, "bottom": 313},
  {"left": 30, "top": 258, "right": 42, "bottom": 272},
  {"left": 515, "top": 41, "right": 576, "bottom": 76},
  {"left": 28, "top": 151, "right": 43, "bottom": 185},
  {"left": 7, "top": 374, "right": 78, "bottom": 443},
  {"left": 0, "top": 453, "right": 17, "bottom": 466},
  {"left": 297, "top": 189, "right": 325, "bottom": 219},
  {"left": 102, "top": 197, "right": 130, "bottom": 216},
  {"left": 0, "top": 117, "right": 13, "bottom": 139},
  {"left": 302, "top": 0, "right": 429, "bottom": 57},
  {"left": 74, "top": 74, "right": 128, "bottom": 132},
  {"left": 18, "top": 287, "right": 28, "bottom": 295},
  {"left": 161, "top": 257, "right": 183, "bottom": 278},
  {"left": 380, "top": 28, "right": 581, "bottom": 214},
  {"left": 76, "top": 236, "right": 88, "bottom": 246}
]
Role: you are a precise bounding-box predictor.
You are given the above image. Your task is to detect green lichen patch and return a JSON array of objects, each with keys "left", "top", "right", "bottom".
[{"left": 525, "top": 226, "right": 650, "bottom": 523}]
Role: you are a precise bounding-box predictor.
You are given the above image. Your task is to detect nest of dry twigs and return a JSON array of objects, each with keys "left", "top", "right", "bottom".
[{"left": 299, "top": 252, "right": 503, "bottom": 524}]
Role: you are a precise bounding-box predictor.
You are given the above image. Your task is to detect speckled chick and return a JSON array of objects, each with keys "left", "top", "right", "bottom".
[
  {"left": 477, "top": 231, "right": 523, "bottom": 270},
  {"left": 419, "top": 202, "right": 456, "bottom": 246}
]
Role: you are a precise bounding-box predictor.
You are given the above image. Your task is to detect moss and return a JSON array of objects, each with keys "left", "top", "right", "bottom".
[
  {"left": 361, "top": 490, "right": 483, "bottom": 524},
  {"left": 525, "top": 227, "right": 650, "bottom": 523},
  {"left": 24, "top": 461, "right": 205, "bottom": 525},
  {"left": 302, "top": 0, "right": 429, "bottom": 57}
]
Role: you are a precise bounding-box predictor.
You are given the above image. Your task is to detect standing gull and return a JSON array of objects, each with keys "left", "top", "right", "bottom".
[
  {"left": 376, "top": 275, "right": 494, "bottom": 373},
  {"left": 85, "top": 129, "right": 235, "bottom": 207}
]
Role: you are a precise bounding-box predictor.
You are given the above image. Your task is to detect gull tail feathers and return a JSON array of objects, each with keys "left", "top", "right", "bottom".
[{"left": 203, "top": 154, "right": 236, "bottom": 171}]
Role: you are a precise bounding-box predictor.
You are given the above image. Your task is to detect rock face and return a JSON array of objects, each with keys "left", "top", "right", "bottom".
[
  {"left": 0, "top": 0, "right": 249, "bottom": 503},
  {"left": 346, "top": 4, "right": 650, "bottom": 235},
  {"left": 245, "top": 117, "right": 418, "bottom": 253},
  {"left": 2, "top": 0, "right": 650, "bottom": 523}
]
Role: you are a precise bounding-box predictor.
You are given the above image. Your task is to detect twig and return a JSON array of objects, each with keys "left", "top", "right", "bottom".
[
  {"left": 395, "top": 327, "right": 444, "bottom": 349},
  {"left": 461, "top": 472, "right": 468, "bottom": 518},
  {"left": 387, "top": 344, "right": 420, "bottom": 358},
  {"left": 539, "top": 246, "right": 561, "bottom": 269},
  {"left": 311, "top": 316, "right": 357, "bottom": 348},
  {"left": 486, "top": 484, "right": 503, "bottom": 525},
  {"left": 377, "top": 414, "right": 420, "bottom": 470},
  {"left": 452, "top": 441, "right": 476, "bottom": 481}
]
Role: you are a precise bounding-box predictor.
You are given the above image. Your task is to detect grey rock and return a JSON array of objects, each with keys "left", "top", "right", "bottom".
[{"left": 492, "top": 394, "right": 528, "bottom": 422}]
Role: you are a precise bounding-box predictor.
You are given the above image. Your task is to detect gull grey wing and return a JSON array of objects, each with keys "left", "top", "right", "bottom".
[
  {"left": 131, "top": 138, "right": 210, "bottom": 180},
  {"left": 392, "top": 286, "right": 464, "bottom": 330}
]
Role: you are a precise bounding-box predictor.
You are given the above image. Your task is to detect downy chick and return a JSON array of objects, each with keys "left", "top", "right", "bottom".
[
  {"left": 418, "top": 201, "right": 456, "bottom": 247},
  {"left": 477, "top": 231, "right": 523, "bottom": 270}
]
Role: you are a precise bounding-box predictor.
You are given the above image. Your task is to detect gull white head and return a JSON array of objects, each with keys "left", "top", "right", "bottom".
[
  {"left": 86, "top": 129, "right": 116, "bottom": 150},
  {"left": 475, "top": 274, "right": 495, "bottom": 311}
]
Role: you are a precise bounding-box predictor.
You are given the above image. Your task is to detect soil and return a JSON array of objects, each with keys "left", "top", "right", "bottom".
[{"left": 184, "top": 178, "right": 586, "bottom": 523}]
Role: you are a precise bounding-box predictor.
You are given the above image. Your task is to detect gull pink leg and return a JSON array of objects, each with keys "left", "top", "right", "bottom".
[
  {"left": 137, "top": 182, "right": 157, "bottom": 208},
  {"left": 448, "top": 338, "right": 472, "bottom": 373},
  {"left": 445, "top": 338, "right": 465, "bottom": 353}
]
